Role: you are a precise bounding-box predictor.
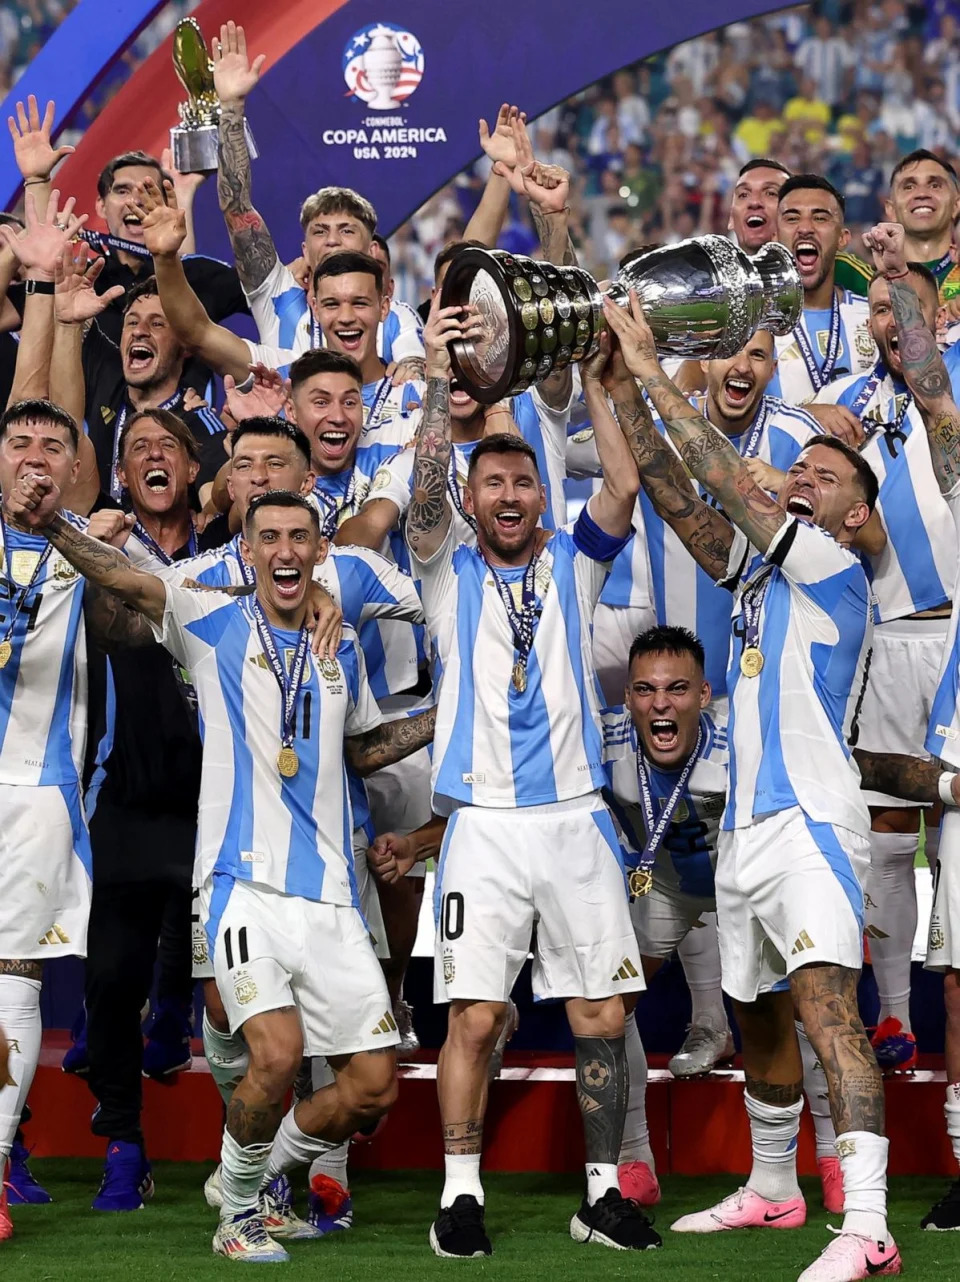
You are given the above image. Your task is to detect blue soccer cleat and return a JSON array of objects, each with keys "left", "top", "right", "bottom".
[
  {"left": 92, "top": 1140, "right": 155, "bottom": 1212},
  {"left": 6, "top": 1138, "right": 52, "bottom": 1204},
  {"left": 307, "top": 1172, "right": 353, "bottom": 1234}
]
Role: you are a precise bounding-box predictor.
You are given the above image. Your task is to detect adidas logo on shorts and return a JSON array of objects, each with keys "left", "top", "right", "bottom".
[
  {"left": 371, "top": 1011, "right": 398, "bottom": 1036},
  {"left": 611, "top": 958, "right": 640, "bottom": 982},
  {"left": 790, "top": 930, "right": 815, "bottom": 955}
]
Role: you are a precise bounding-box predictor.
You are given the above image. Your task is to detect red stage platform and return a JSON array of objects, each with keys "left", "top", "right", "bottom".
[{"left": 26, "top": 1037, "right": 955, "bottom": 1175}]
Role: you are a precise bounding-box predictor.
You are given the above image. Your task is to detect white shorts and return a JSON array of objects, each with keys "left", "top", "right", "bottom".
[
  {"left": 631, "top": 862, "right": 716, "bottom": 960},
  {"left": 192, "top": 888, "right": 214, "bottom": 980},
  {"left": 592, "top": 603, "right": 657, "bottom": 709},
  {"left": 433, "top": 794, "right": 643, "bottom": 1004},
  {"left": 364, "top": 746, "right": 433, "bottom": 872},
  {"left": 857, "top": 616, "right": 949, "bottom": 808},
  {"left": 715, "top": 806, "right": 869, "bottom": 1003},
  {"left": 201, "top": 877, "right": 398, "bottom": 1057},
  {"left": 0, "top": 782, "right": 91, "bottom": 959},
  {"left": 927, "top": 805, "right": 960, "bottom": 971}
]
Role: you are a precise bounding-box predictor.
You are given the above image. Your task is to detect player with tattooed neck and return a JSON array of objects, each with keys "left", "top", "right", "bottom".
[
  {"left": 604, "top": 293, "right": 899, "bottom": 1282},
  {"left": 864, "top": 219, "right": 960, "bottom": 1232},
  {"left": 407, "top": 307, "right": 657, "bottom": 1257}
]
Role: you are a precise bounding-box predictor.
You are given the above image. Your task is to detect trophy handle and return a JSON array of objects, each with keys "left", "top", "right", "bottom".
[{"left": 751, "top": 241, "right": 803, "bottom": 336}]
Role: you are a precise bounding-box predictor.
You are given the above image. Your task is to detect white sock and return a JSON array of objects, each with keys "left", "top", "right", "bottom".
[
  {"left": 946, "top": 1082, "right": 960, "bottom": 1169},
  {"left": 744, "top": 1091, "right": 803, "bottom": 1203},
  {"left": 678, "top": 915, "right": 728, "bottom": 1032},
  {"left": 586, "top": 1161, "right": 619, "bottom": 1204},
  {"left": 441, "top": 1152, "right": 483, "bottom": 1207},
  {"left": 864, "top": 830, "right": 918, "bottom": 1031},
  {"left": 618, "top": 1015, "right": 654, "bottom": 1168},
  {"left": 309, "top": 1142, "right": 350, "bottom": 1191},
  {"left": 0, "top": 975, "right": 42, "bottom": 1159},
  {"left": 267, "top": 1107, "right": 341, "bottom": 1179},
  {"left": 220, "top": 1128, "right": 272, "bottom": 1218},
  {"left": 202, "top": 1011, "right": 249, "bottom": 1107},
  {"left": 797, "top": 1022, "right": 837, "bottom": 1160},
  {"left": 925, "top": 820, "right": 941, "bottom": 869},
  {"left": 837, "top": 1131, "right": 888, "bottom": 1239}
]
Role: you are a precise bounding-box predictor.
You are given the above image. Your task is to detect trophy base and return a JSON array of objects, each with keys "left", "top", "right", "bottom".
[{"left": 170, "top": 119, "right": 258, "bottom": 174}]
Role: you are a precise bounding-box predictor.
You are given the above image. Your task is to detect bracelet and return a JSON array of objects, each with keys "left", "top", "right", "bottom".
[
  {"left": 24, "top": 279, "right": 55, "bottom": 295},
  {"left": 23, "top": 177, "right": 48, "bottom": 186},
  {"left": 885, "top": 269, "right": 910, "bottom": 280},
  {"left": 939, "top": 771, "right": 958, "bottom": 806}
]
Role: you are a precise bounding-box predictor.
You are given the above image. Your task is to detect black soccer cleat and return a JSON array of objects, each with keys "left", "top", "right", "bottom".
[
  {"left": 429, "top": 1194, "right": 493, "bottom": 1258},
  {"left": 922, "top": 1178, "right": 960, "bottom": 1230},
  {"left": 570, "top": 1186, "right": 663, "bottom": 1250}
]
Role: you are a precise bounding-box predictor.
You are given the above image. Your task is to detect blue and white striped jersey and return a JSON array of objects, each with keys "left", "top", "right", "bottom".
[
  {"left": 0, "top": 513, "right": 89, "bottom": 786},
  {"left": 150, "top": 585, "right": 381, "bottom": 900},
  {"left": 722, "top": 518, "right": 873, "bottom": 835},
  {"left": 244, "top": 257, "right": 425, "bottom": 364},
  {"left": 414, "top": 505, "right": 627, "bottom": 812},
  {"left": 600, "top": 705, "right": 728, "bottom": 898},
  {"left": 817, "top": 369, "right": 955, "bottom": 621},
  {"left": 769, "top": 292, "right": 876, "bottom": 405},
  {"left": 925, "top": 483, "right": 960, "bottom": 768}
]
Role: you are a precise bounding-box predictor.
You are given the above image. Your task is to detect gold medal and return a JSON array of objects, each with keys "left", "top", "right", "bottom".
[
  {"left": 629, "top": 868, "right": 653, "bottom": 898},
  {"left": 512, "top": 661, "right": 527, "bottom": 694},
  {"left": 740, "top": 646, "right": 764, "bottom": 678},
  {"left": 277, "top": 746, "right": 300, "bottom": 778},
  {"left": 0, "top": 640, "right": 12, "bottom": 669}
]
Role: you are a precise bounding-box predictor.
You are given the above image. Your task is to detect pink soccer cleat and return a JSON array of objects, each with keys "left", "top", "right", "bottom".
[
  {"left": 671, "top": 1185, "right": 806, "bottom": 1233},
  {"left": 818, "top": 1156, "right": 844, "bottom": 1214},
  {"left": 797, "top": 1228, "right": 901, "bottom": 1281},
  {"left": 0, "top": 1163, "right": 13, "bottom": 1241},
  {"left": 618, "top": 1160, "right": 661, "bottom": 1206}
]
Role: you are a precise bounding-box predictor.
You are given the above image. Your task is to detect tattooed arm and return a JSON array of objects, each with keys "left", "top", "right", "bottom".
[
  {"left": 603, "top": 358, "right": 735, "bottom": 580},
  {"left": 853, "top": 748, "right": 960, "bottom": 804},
  {"left": 603, "top": 294, "right": 787, "bottom": 555},
  {"left": 344, "top": 706, "right": 436, "bottom": 776},
  {"left": 864, "top": 221, "right": 960, "bottom": 493},
  {"left": 212, "top": 23, "right": 279, "bottom": 293},
  {"left": 84, "top": 583, "right": 157, "bottom": 652}
]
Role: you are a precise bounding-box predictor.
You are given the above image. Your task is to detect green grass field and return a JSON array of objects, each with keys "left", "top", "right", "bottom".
[{"left": 4, "top": 1163, "right": 958, "bottom": 1280}]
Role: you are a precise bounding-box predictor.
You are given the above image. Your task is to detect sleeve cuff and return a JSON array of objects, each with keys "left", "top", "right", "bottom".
[{"left": 573, "top": 503, "right": 631, "bottom": 562}]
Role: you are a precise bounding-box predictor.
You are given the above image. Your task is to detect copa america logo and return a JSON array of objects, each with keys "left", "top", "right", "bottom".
[{"left": 342, "top": 23, "right": 425, "bottom": 109}]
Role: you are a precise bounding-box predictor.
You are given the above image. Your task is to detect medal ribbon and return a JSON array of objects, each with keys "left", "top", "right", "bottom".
[
  {"left": 634, "top": 719, "right": 705, "bottom": 875},
  {"left": 111, "top": 391, "right": 184, "bottom": 499},
  {"left": 737, "top": 399, "right": 771, "bottom": 462},
  {"left": 315, "top": 469, "right": 358, "bottom": 539},
  {"left": 793, "top": 292, "right": 842, "bottom": 393},
  {"left": 446, "top": 450, "right": 476, "bottom": 532},
  {"left": 78, "top": 228, "right": 153, "bottom": 260},
  {"left": 848, "top": 361, "right": 886, "bottom": 419},
  {"left": 740, "top": 564, "right": 775, "bottom": 654},
  {"left": 232, "top": 534, "right": 256, "bottom": 587},
  {"left": 862, "top": 378, "right": 913, "bottom": 457},
  {"left": 249, "top": 595, "right": 310, "bottom": 756},
  {"left": 487, "top": 555, "right": 539, "bottom": 678},
  {"left": 364, "top": 375, "right": 394, "bottom": 430},
  {"left": 0, "top": 511, "right": 53, "bottom": 652},
  {"left": 132, "top": 520, "right": 197, "bottom": 565}
]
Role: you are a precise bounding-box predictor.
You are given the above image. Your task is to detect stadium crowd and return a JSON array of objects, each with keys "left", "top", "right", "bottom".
[{"left": 5, "top": 6, "right": 960, "bottom": 1282}]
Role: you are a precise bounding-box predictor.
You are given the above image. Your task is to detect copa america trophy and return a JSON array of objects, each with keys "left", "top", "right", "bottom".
[
  {"left": 439, "top": 235, "right": 802, "bottom": 403},
  {"left": 169, "top": 18, "right": 258, "bottom": 174}
]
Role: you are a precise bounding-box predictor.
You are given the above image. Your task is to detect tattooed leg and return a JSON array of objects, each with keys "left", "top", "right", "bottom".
[
  {"left": 732, "top": 991, "right": 804, "bottom": 1105},
  {"left": 573, "top": 1034, "right": 628, "bottom": 1165},
  {"left": 437, "top": 1000, "right": 506, "bottom": 1206}
]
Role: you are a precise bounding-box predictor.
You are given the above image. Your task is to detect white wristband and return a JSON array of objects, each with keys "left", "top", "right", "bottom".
[{"left": 939, "top": 772, "right": 958, "bottom": 807}]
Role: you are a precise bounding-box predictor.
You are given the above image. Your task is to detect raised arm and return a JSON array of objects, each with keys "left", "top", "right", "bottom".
[
  {"left": 7, "top": 476, "right": 166, "bottom": 625},
  {"left": 602, "top": 345, "right": 735, "bottom": 580},
  {"left": 344, "top": 705, "right": 436, "bottom": 777},
  {"left": 863, "top": 221, "right": 960, "bottom": 493},
  {"left": 463, "top": 104, "right": 525, "bottom": 246},
  {"left": 134, "top": 179, "right": 252, "bottom": 383},
  {"left": 212, "top": 22, "right": 278, "bottom": 293},
  {"left": 603, "top": 293, "right": 788, "bottom": 555},
  {"left": 52, "top": 243, "right": 124, "bottom": 430},
  {"left": 579, "top": 335, "right": 639, "bottom": 538},
  {"left": 7, "top": 95, "right": 75, "bottom": 222}
]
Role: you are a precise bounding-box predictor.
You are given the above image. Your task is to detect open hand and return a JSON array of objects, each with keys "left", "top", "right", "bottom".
[
  {"left": 0, "top": 189, "right": 87, "bottom": 279},
  {"left": 55, "top": 242, "right": 124, "bottom": 325},
  {"left": 133, "top": 178, "right": 187, "bottom": 258},
  {"left": 8, "top": 95, "right": 74, "bottom": 181},
  {"left": 479, "top": 103, "right": 526, "bottom": 168},
  {"left": 212, "top": 21, "right": 266, "bottom": 107}
]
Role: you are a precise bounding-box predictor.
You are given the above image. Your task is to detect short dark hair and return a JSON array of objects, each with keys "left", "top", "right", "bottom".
[
  {"left": 372, "top": 233, "right": 391, "bottom": 265},
  {"left": 312, "top": 251, "right": 383, "bottom": 299},
  {"left": 801, "top": 435, "right": 879, "bottom": 511},
  {"left": 231, "top": 417, "right": 312, "bottom": 468},
  {"left": 890, "top": 148, "right": 959, "bottom": 189},
  {"left": 738, "top": 157, "right": 791, "bottom": 180},
  {"left": 869, "top": 259, "right": 940, "bottom": 304},
  {"left": 244, "top": 489, "right": 321, "bottom": 537},
  {"left": 628, "top": 624, "right": 706, "bottom": 673},
  {"left": 434, "top": 238, "right": 487, "bottom": 284},
  {"left": 466, "top": 433, "right": 539, "bottom": 479},
  {"left": 118, "top": 407, "right": 199, "bottom": 464},
  {"left": 97, "top": 150, "right": 167, "bottom": 201},
  {"left": 289, "top": 349, "right": 363, "bottom": 393},
  {"left": 123, "top": 274, "right": 161, "bottom": 314},
  {"left": 777, "top": 174, "right": 845, "bottom": 217},
  {"left": 0, "top": 398, "right": 78, "bottom": 451}
]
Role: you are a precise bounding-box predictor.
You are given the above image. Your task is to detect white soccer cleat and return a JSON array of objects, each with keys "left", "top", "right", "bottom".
[
  {"left": 204, "top": 1163, "right": 223, "bottom": 1209},
  {"left": 796, "top": 1228, "right": 901, "bottom": 1280},
  {"left": 212, "top": 1210, "right": 291, "bottom": 1262},
  {"left": 488, "top": 1000, "right": 519, "bottom": 1081},
  {"left": 668, "top": 1024, "right": 735, "bottom": 1077},
  {"left": 671, "top": 1185, "right": 806, "bottom": 1233},
  {"left": 259, "top": 1174, "right": 322, "bottom": 1240}
]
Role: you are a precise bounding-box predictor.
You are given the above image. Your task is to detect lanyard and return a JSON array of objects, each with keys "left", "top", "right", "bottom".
[
  {"left": 111, "top": 392, "right": 184, "bottom": 499},
  {"left": 487, "top": 555, "right": 539, "bottom": 692},
  {"left": 736, "top": 399, "right": 771, "bottom": 462},
  {"left": 635, "top": 720, "right": 705, "bottom": 872},
  {"left": 932, "top": 248, "right": 955, "bottom": 278},
  {"left": 78, "top": 228, "right": 152, "bottom": 260},
  {"left": 132, "top": 520, "right": 198, "bottom": 565},
  {"left": 249, "top": 595, "right": 310, "bottom": 754},
  {"left": 849, "top": 361, "right": 886, "bottom": 418},
  {"left": 793, "top": 293, "right": 842, "bottom": 393},
  {"left": 446, "top": 450, "right": 476, "bottom": 532},
  {"left": 862, "top": 379, "right": 913, "bottom": 459},
  {"left": 364, "top": 375, "right": 394, "bottom": 430},
  {"left": 315, "top": 470, "right": 358, "bottom": 538},
  {"left": 232, "top": 535, "right": 256, "bottom": 587},
  {"left": 0, "top": 512, "right": 53, "bottom": 663},
  {"left": 740, "top": 564, "right": 775, "bottom": 652}
]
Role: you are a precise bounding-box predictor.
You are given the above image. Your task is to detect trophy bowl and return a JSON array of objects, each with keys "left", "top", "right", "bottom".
[{"left": 440, "top": 235, "right": 801, "bottom": 404}]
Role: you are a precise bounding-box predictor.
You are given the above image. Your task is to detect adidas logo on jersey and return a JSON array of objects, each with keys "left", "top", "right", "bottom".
[
  {"left": 371, "top": 1011, "right": 398, "bottom": 1036},
  {"left": 790, "top": 930, "right": 815, "bottom": 955},
  {"left": 37, "top": 923, "right": 70, "bottom": 946},
  {"left": 611, "top": 958, "right": 640, "bottom": 982}
]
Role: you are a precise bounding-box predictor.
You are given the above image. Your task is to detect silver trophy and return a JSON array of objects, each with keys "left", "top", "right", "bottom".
[
  {"left": 169, "top": 18, "right": 258, "bottom": 174},
  {"left": 439, "top": 234, "right": 802, "bottom": 403}
]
